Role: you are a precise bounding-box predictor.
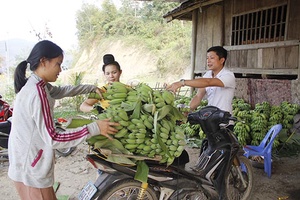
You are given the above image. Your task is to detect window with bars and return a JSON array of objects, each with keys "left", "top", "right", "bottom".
[{"left": 231, "top": 4, "right": 287, "bottom": 45}]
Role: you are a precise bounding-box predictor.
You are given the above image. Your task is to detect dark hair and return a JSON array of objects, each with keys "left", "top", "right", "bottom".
[
  {"left": 207, "top": 46, "right": 228, "bottom": 64},
  {"left": 14, "top": 40, "right": 63, "bottom": 93},
  {"left": 102, "top": 54, "right": 121, "bottom": 72}
]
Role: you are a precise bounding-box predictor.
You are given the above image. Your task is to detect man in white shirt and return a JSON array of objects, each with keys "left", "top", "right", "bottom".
[{"left": 167, "top": 46, "right": 236, "bottom": 114}]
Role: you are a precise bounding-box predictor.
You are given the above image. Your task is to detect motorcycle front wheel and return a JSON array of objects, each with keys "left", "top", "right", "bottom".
[
  {"left": 97, "top": 179, "right": 158, "bottom": 200},
  {"left": 226, "top": 155, "right": 253, "bottom": 200},
  {"left": 55, "top": 147, "right": 76, "bottom": 157}
]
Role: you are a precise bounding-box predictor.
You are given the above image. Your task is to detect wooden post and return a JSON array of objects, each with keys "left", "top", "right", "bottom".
[{"left": 190, "top": 9, "right": 198, "bottom": 96}]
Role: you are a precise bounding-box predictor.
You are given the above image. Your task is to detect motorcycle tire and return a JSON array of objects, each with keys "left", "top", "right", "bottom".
[
  {"left": 55, "top": 147, "right": 76, "bottom": 157},
  {"left": 97, "top": 179, "right": 158, "bottom": 200},
  {"left": 226, "top": 155, "right": 253, "bottom": 200}
]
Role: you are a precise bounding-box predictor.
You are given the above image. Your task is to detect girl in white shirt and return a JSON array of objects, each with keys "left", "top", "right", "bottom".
[{"left": 8, "top": 40, "right": 119, "bottom": 200}]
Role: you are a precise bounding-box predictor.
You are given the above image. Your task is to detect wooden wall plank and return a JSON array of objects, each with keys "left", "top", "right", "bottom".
[
  {"left": 262, "top": 48, "right": 275, "bottom": 69},
  {"left": 274, "top": 47, "right": 286, "bottom": 68},
  {"left": 287, "top": 0, "right": 300, "bottom": 39},
  {"left": 257, "top": 49, "right": 263, "bottom": 68},
  {"left": 240, "top": 50, "right": 247, "bottom": 68},
  {"left": 230, "top": 50, "right": 239, "bottom": 69},
  {"left": 194, "top": 4, "right": 223, "bottom": 73},
  {"left": 247, "top": 49, "right": 258, "bottom": 68},
  {"left": 226, "top": 48, "right": 231, "bottom": 67},
  {"left": 286, "top": 46, "right": 299, "bottom": 69},
  {"left": 224, "top": 0, "right": 232, "bottom": 46},
  {"left": 195, "top": 10, "right": 208, "bottom": 73}
]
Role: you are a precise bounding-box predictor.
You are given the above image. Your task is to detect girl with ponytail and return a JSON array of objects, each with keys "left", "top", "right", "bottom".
[{"left": 8, "top": 40, "right": 119, "bottom": 200}]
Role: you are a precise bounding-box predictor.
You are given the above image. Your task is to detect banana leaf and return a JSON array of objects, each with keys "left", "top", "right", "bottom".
[
  {"left": 121, "top": 101, "right": 136, "bottom": 111},
  {"left": 157, "top": 105, "right": 172, "bottom": 121},
  {"left": 105, "top": 154, "right": 136, "bottom": 166},
  {"left": 99, "top": 138, "right": 132, "bottom": 155},
  {"left": 131, "top": 98, "right": 142, "bottom": 119},
  {"left": 134, "top": 160, "right": 149, "bottom": 183},
  {"left": 157, "top": 105, "right": 184, "bottom": 121},
  {"left": 142, "top": 103, "right": 156, "bottom": 115}
]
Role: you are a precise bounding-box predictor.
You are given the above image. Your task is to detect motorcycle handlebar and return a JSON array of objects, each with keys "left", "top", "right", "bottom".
[{"left": 228, "top": 116, "right": 237, "bottom": 121}]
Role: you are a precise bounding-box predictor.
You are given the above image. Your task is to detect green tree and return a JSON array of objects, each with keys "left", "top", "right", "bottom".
[
  {"left": 76, "top": 3, "right": 103, "bottom": 43},
  {"left": 74, "top": 0, "right": 191, "bottom": 77},
  {"left": 139, "top": 0, "right": 179, "bottom": 23},
  {"left": 120, "top": 0, "right": 137, "bottom": 17}
]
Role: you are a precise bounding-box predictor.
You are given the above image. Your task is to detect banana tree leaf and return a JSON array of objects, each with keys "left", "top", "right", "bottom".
[
  {"left": 106, "top": 154, "right": 136, "bottom": 166},
  {"left": 131, "top": 98, "right": 142, "bottom": 119},
  {"left": 134, "top": 160, "right": 149, "bottom": 183},
  {"left": 157, "top": 105, "right": 172, "bottom": 121},
  {"left": 142, "top": 103, "right": 156, "bottom": 114},
  {"left": 101, "top": 139, "right": 132, "bottom": 155},
  {"left": 121, "top": 101, "right": 136, "bottom": 111},
  {"left": 157, "top": 105, "right": 184, "bottom": 121},
  {"left": 170, "top": 106, "right": 185, "bottom": 120},
  {"left": 66, "top": 118, "right": 93, "bottom": 128}
]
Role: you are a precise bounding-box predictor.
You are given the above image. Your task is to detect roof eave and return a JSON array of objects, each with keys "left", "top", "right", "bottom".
[{"left": 163, "top": 0, "right": 223, "bottom": 22}]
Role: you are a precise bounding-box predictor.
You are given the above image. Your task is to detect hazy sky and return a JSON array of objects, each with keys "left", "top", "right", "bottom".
[{"left": 0, "top": 0, "right": 121, "bottom": 50}]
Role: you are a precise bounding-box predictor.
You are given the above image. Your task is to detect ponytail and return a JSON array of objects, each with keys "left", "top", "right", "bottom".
[{"left": 14, "top": 60, "right": 28, "bottom": 93}]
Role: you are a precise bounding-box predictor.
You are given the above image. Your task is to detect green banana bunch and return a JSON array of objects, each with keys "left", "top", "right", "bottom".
[
  {"left": 233, "top": 121, "right": 251, "bottom": 146},
  {"left": 126, "top": 91, "right": 139, "bottom": 102},
  {"left": 85, "top": 82, "right": 186, "bottom": 166},
  {"left": 199, "top": 129, "right": 206, "bottom": 139},
  {"left": 106, "top": 82, "right": 129, "bottom": 94},
  {"left": 135, "top": 83, "right": 153, "bottom": 103},
  {"left": 161, "top": 90, "right": 175, "bottom": 105},
  {"left": 153, "top": 90, "right": 165, "bottom": 107},
  {"left": 104, "top": 82, "right": 130, "bottom": 106}
]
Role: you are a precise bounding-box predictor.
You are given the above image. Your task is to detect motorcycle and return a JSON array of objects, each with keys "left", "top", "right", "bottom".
[
  {"left": 0, "top": 95, "right": 13, "bottom": 161},
  {"left": 79, "top": 106, "right": 253, "bottom": 200},
  {"left": 0, "top": 95, "right": 75, "bottom": 158},
  {"left": 0, "top": 94, "right": 13, "bottom": 122}
]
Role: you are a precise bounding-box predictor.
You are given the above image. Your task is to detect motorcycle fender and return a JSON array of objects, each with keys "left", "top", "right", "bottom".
[{"left": 94, "top": 171, "right": 129, "bottom": 191}]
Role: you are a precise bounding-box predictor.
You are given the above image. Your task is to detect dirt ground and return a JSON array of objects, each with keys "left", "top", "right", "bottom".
[{"left": 1, "top": 143, "right": 299, "bottom": 200}]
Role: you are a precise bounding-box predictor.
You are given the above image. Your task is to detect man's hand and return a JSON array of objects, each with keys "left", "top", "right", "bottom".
[
  {"left": 183, "top": 111, "right": 190, "bottom": 117},
  {"left": 95, "top": 119, "right": 120, "bottom": 140},
  {"left": 166, "top": 81, "right": 182, "bottom": 93},
  {"left": 95, "top": 87, "right": 104, "bottom": 100}
]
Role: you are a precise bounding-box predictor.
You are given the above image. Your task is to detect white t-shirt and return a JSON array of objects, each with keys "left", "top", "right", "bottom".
[{"left": 203, "top": 67, "right": 236, "bottom": 113}]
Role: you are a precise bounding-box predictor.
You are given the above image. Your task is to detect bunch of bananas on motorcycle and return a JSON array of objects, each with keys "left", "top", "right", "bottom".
[{"left": 86, "top": 82, "right": 186, "bottom": 165}]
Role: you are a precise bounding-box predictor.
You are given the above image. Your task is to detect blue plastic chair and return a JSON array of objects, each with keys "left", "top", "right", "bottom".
[{"left": 243, "top": 124, "right": 282, "bottom": 178}]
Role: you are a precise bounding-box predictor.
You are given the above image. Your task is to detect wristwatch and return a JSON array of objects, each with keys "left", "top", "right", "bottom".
[{"left": 180, "top": 79, "right": 185, "bottom": 86}]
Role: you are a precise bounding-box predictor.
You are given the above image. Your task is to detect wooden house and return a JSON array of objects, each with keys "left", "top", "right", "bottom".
[{"left": 163, "top": 0, "right": 300, "bottom": 106}]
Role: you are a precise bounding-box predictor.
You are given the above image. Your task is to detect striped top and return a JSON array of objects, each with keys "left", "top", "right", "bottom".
[{"left": 8, "top": 73, "right": 100, "bottom": 188}]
